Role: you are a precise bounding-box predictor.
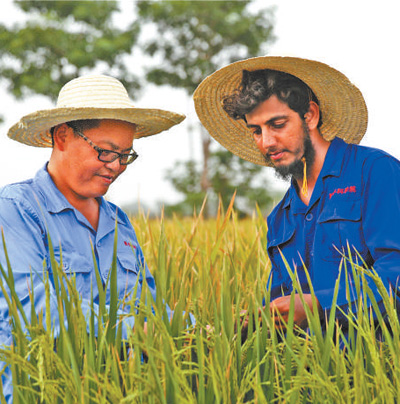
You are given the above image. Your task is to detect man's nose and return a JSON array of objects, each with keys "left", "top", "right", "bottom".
[
  {"left": 105, "top": 158, "right": 123, "bottom": 171},
  {"left": 260, "top": 129, "right": 276, "bottom": 150}
]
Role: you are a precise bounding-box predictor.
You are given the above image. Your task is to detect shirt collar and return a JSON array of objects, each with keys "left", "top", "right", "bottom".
[
  {"left": 281, "top": 137, "right": 349, "bottom": 210},
  {"left": 320, "top": 137, "right": 348, "bottom": 179},
  {"left": 283, "top": 180, "right": 307, "bottom": 213},
  {"left": 34, "top": 163, "right": 121, "bottom": 224},
  {"left": 34, "top": 163, "right": 71, "bottom": 214}
]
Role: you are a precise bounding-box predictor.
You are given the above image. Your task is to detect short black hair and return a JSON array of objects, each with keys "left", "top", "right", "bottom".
[{"left": 50, "top": 119, "right": 102, "bottom": 146}]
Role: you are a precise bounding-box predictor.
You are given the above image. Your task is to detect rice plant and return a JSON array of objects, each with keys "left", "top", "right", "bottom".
[{"left": 1, "top": 201, "right": 400, "bottom": 403}]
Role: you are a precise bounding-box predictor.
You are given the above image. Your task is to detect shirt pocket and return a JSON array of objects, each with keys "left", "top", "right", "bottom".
[
  {"left": 268, "top": 226, "right": 296, "bottom": 285},
  {"left": 116, "top": 252, "right": 141, "bottom": 302},
  {"left": 48, "top": 246, "right": 95, "bottom": 297},
  {"left": 50, "top": 246, "right": 93, "bottom": 274},
  {"left": 117, "top": 253, "right": 140, "bottom": 276},
  {"left": 317, "top": 200, "right": 368, "bottom": 263}
]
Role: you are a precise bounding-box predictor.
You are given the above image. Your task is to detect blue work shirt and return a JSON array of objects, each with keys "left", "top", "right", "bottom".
[
  {"left": 0, "top": 164, "right": 168, "bottom": 402},
  {"left": 267, "top": 137, "right": 400, "bottom": 320}
]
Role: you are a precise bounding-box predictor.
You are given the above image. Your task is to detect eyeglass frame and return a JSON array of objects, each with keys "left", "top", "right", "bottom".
[{"left": 74, "top": 129, "right": 139, "bottom": 165}]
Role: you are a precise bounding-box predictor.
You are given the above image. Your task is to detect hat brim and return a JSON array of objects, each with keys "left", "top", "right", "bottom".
[
  {"left": 193, "top": 56, "right": 368, "bottom": 166},
  {"left": 8, "top": 107, "right": 186, "bottom": 147}
]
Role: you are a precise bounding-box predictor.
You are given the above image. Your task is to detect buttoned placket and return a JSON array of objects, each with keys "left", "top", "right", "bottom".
[
  {"left": 306, "top": 173, "right": 326, "bottom": 267},
  {"left": 290, "top": 167, "right": 325, "bottom": 279},
  {"left": 65, "top": 200, "right": 116, "bottom": 287},
  {"left": 94, "top": 201, "right": 119, "bottom": 286},
  {"left": 66, "top": 208, "right": 107, "bottom": 286}
]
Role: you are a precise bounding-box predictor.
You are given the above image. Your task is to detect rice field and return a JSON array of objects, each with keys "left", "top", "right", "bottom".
[{"left": 1, "top": 202, "right": 400, "bottom": 403}]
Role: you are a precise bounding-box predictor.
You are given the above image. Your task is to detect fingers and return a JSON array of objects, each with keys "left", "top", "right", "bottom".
[
  {"left": 270, "top": 307, "right": 288, "bottom": 330},
  {"left": 270, "top": 296, "right": 291, "bottom": 313},
  {"left": 269, "top": 294, "right": 317, "bottom": 329}
]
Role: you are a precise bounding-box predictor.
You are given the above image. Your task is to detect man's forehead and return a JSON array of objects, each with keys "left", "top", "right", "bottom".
[
  {"left": 96, "top": 118, "right": 137, "bottom": 130},
  {"left": 86, "top": 120, "right": 136, "bottom": 150},
  {"left": 245, "top": 96, "right": 292, "bottom": 123}
]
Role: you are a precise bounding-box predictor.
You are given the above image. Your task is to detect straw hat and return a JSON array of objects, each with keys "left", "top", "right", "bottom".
[
  {"left": 8, "top": 74, "right": 186, "bottom": 147},
  {"left": 193, "top": 56, "right": 368, "bottom": 166}
]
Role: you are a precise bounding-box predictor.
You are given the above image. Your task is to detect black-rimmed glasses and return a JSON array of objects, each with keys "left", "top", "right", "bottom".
[{"left": 75, "top": 130, "right": 138, "bottom": 165}]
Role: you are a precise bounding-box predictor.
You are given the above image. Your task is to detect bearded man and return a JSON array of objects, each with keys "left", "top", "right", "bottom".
[{"left": 194, "top": 56, "right": 400, "bottom": 335}]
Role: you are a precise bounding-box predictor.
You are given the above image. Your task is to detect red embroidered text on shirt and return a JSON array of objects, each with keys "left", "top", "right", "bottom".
[
  {"left": 329, "top": 186, "right": 356, "bottom": 199},
  {"left": 124, "top": 241, "right": 136, "bottom": 248}
]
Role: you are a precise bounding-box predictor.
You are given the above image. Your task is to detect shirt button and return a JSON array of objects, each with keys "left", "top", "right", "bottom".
[
  {"left": 97, "top": 241, "right": 101, "bottom": 247},
  {"left": 305, "top": 213, "right": 313, "bottom": 221}
]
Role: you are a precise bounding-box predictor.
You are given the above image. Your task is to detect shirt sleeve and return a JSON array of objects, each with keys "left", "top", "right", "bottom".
[
  {"left": 315, "top": 155, "right": 400, "bottom": 324},
  {"left": 361, "top": 155, "right": 400, "bottom": 298},
  {"left": 0, "top": 196, "right": 56, "bottom": 338},
  {"left": 0, "top": 196, "right": 52, "bottom": 403},
  {"left": 266, "top": 216, "right": 287, "bottom": 300}
]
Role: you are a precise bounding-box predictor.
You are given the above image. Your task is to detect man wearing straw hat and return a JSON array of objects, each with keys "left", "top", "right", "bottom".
[
  {"left": 0, "top": 74, "right": 187, "bottom": 401},
  {"left": 194, "top": 56, "right": 400, "bottom": 334}
]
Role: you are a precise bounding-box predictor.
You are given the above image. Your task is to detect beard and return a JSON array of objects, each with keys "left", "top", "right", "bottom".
[{"left": 264, "top": 122, "right": 316, "bottom": 182}]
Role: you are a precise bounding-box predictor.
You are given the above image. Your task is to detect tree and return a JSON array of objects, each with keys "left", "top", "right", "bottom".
[
  {"left": 137, "top": 0, "right": 276, "bottom": 216},
  {"left": 137, "top": 0, "right": 275, "bottom": 94},
  {"left": 0, "top": 1, "right": 140, "bottom": 102}
]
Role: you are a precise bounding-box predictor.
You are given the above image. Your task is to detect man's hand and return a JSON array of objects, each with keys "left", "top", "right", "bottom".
[
  {"left": 235, "top": 294, "right": 322, "bottom": 342},
  {"left": 270, "top": 294, "right": 321, "bottom": 330}
]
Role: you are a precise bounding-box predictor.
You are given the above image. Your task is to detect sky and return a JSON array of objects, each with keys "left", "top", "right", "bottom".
[{"left": 1, "top": 0, "right": 399, "bottom": 211}]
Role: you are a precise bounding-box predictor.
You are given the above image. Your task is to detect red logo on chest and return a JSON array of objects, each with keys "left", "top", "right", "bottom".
[
  {"left": 124, "top": 241, "right": 136, "bottom": 249},
  {"left": 329, "top": 186, "right": 356, "bottom": 199}
]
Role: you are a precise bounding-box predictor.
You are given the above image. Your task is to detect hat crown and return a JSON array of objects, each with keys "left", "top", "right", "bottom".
[
  {"left": 8, "top": 73, "right": 185, "bottom": 148},
  {"left": 56, "top": 74, "right": 134, "bottom": 109}
]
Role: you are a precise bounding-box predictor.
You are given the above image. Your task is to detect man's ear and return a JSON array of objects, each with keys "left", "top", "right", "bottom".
[
  {"left": 52, "top": 123, "right": 70, "bottom": 151},
  {"left": 304, "top": 101, "right": 320, "bottom": 131}
]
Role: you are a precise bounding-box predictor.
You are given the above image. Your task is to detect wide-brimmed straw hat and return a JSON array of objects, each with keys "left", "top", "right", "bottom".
[
  {"left": 8, "top": 74, "right": 186, "bottom": 147},
  {"left": 193, "top": 56, "right": 368, "bottom": 166}
]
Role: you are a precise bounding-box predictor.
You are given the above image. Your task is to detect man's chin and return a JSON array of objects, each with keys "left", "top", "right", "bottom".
[
  {"left": 273, "top": 159, "right": 305, "bottom": 182},
  {"left": 263, "top": 157, "right": 291, "bottom": 181},
  {"left": 273, "top": 166, "right": 292, "bottom": 182}
]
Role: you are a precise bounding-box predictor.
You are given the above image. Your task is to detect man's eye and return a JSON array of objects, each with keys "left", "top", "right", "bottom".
[
  {"left": 252, "top": 128, "right": 261, "bottom": 136},
  {"left": 272, "top": 121, "right": 285, "bottom": 129},
  {"left": 100, "top": 150, "right": 114, "bottom": 156}
]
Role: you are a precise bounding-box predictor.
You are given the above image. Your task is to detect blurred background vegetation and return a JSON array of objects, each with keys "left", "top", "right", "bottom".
[{"left": 0, "top": 0, "right": 282, "bottom": 217}]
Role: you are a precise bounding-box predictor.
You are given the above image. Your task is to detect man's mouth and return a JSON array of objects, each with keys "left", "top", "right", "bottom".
[
  {"left": 268, "top": 150, "right": 285, "bottom": 162},
  {"left": 97, "top": 174, "right": 115, "bottom": 185}
]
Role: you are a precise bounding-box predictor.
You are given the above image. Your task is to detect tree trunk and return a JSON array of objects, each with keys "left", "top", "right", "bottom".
[{"left": 200, "top": 126, "right": 211, "bottom": 218}]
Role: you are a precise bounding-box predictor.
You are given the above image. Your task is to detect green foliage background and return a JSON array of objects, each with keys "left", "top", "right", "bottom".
[{"left": 0, "top": 0, "right": 277, "bottom": 217}]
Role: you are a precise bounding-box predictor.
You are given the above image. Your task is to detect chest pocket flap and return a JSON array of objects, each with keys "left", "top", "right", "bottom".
[
  {"left": 318, "top": 200, "right": 361, "bottom": 223},
  {"left": 268, "top": 225, "right": 296, "bottom": 251},
  {"left": 117, "top": 252, "right": 140, "bottom": 275},
  {"left": 50, "top": 246, "right": 93, "bottom": 274}
]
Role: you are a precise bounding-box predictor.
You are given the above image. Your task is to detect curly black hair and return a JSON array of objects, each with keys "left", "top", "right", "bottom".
[{"left": 222, "top": 69, "right": 322, "bottom": 128}]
